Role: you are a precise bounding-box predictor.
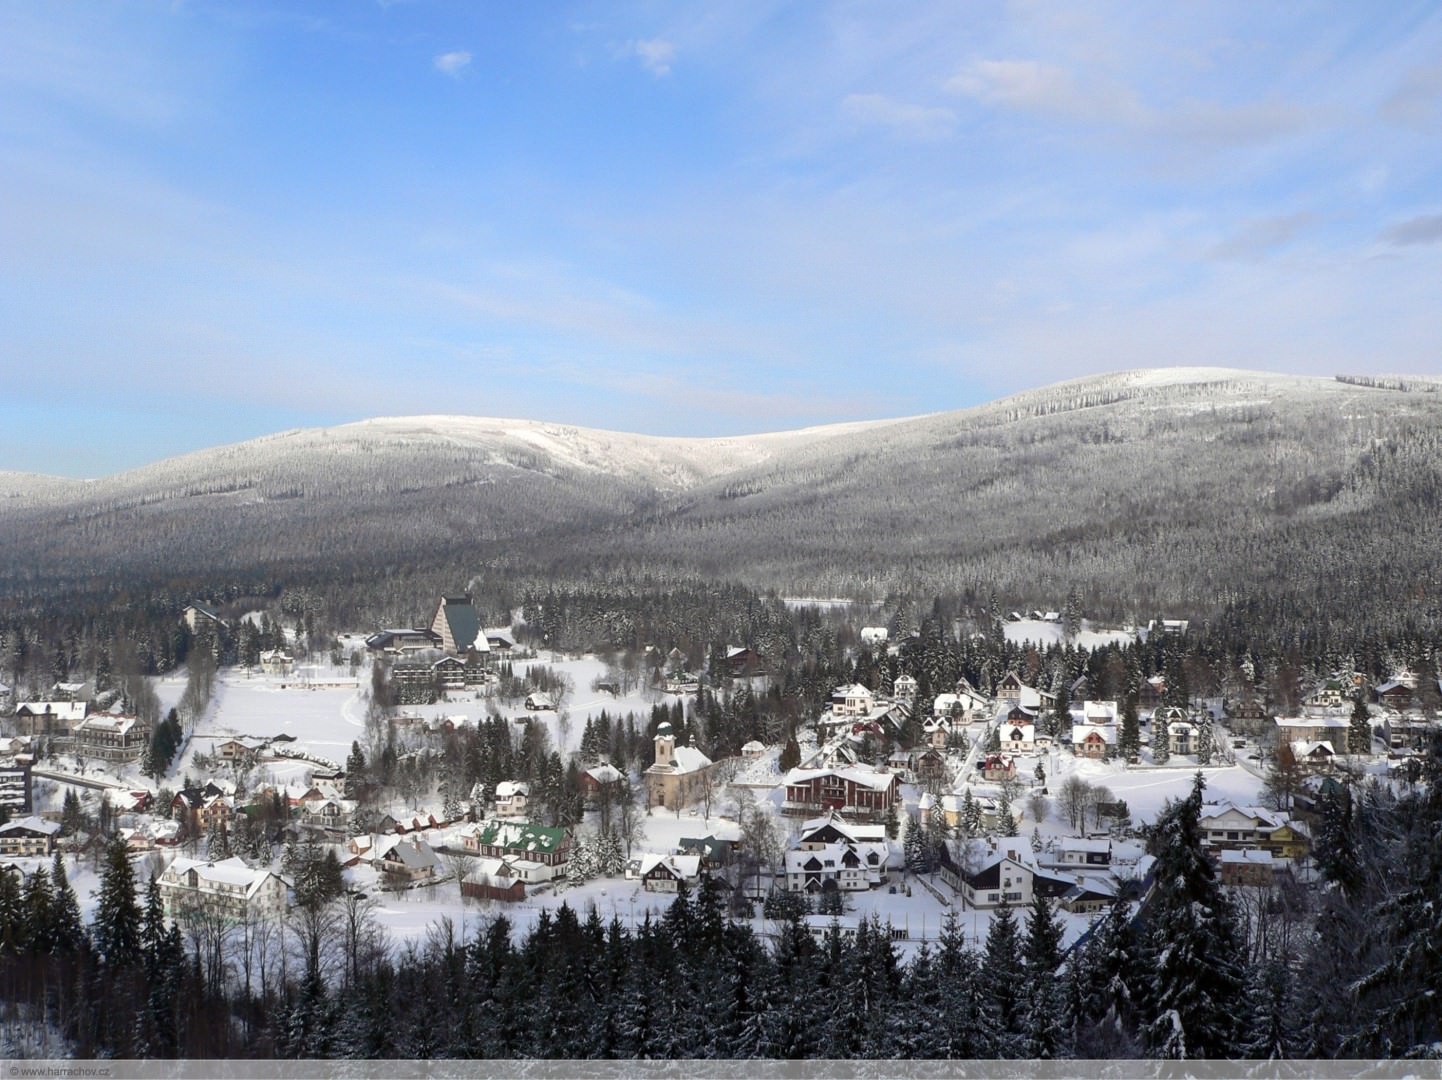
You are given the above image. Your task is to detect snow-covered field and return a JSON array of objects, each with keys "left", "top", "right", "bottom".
[{"left": 1003, "top": 619, "right": 1135, "bottom": 650}]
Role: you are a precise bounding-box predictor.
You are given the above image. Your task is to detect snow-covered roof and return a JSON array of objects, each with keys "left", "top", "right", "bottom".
[
  {"left": 0, "top": 816, "right": 59, "bottom": 837},
  {"left": 1072, "top": 724, "right": 1118, "bottom": 745},
  {"left": 471, "top": 819, "right": 568, "bottom": 855},
  {"left": 1199, "top": 803, "right": 1284, "bottom": 828},
  {"left": 1220, "top": 848, "right": 1275, "bottom": 865},
  {"left": 76, "top": 715, "right": 137, "bottom": 736},
  {"left": 382, "top": 839, "right": 442, "bottom": 872},
  {"left": 163, "top": 856, "right": 279, "bottom": 898},
  {"left": 1082, "top": 701, "right": 1119, "bottom": 724},
  {"left": 670, "top": 746, "right": 713, "bottom": 774},
  {"left": 585, "top": 764, "right": 623, "bottom": 784},
  {"left": 740, "top": 740, "right": 766, "bottom": 753},
  {"left": 634, "top": 852, "right": 702, "bottom": 880},
  {"left": 783, "top": 765, "right": 896, "bottom": 791},
  {"left": 1275, "top": 716, "right": 1348, "bottom": 729},
  {"left": 495, "top": 781, "right": 530, "bottom": 798},
  {"left": 15, "top": 701, "right": 87, "bottom": 721}
]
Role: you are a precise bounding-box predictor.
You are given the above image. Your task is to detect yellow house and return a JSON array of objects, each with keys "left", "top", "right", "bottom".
[{"left": 1263, "top": 823, "right": 1310, "bottom": 861}]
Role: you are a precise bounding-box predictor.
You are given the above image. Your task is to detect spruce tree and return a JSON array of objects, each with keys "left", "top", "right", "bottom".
[
  {"left": 92, "top": 836, "right": 143, "bottom": 968},
  {"left": 1138, "top": 774, "right": 1247, "bottom": 1058},
  {"left": 980, "top": 903, "right": 1028, "bottom": 1057},
  {"left": 1347, "top": 693, "right": 1372, "bottom": 755},
  {"left": 49, "top": 852, "right": 84, "bottom": 954},
  {"left": 1118, "top": 694, "right": 1140, "bottom": 761},
  {"left": 1023, "top": 891, "right": 1067, "bottom": 1057}
]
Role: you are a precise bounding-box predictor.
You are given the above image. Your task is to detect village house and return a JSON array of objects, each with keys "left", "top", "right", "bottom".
[
  {"left": 1071, "top": 724, "right": 1117, "bottom": 760},
  {"left": 726, "top": 646, "right": 766, "bottom": 678},
  {"left": 462, "top": 820, "right": 572, "bottom": 882},
  {"left": 299, "top": 797, "right": 356, "bottom": 832},
  {"left": 1375, "top": 678, "right": 1414, "bottom": 712},
  {"left": 914, "top": 747, "right": 949, "bottom": 786},
  {"left": 378, "top": 837, "right": 443, "bottom": 886},
  {"left": 998, "top": 714, "right": 1039, "bottom": 754},
  {"left": 1304, "top": 680, "right": 1348, "bottom": 710},
  {"left": 781, "top": 764, "right": 899, "bottom": 821},
  {"left": 829, "top": 683, "right": 876, "bottom": 717},
  {"left": 182, "top": 603, "right": 225, "bottom": 634},
  {"left": 460, "top": 857, "right": 527, "bottom": 903},
  {"left": 629, "top": 852, "right": 703, "bottom": 893},
  {"left": 782, "top": 812, "right": 891, "bottom": 894},
  {"left": 1219, "top": 848, "right": 1279, "bottom": 888},
  {"left": 216, "top": 737, "right": 262, "bottom": 763},
  {"left": 73, "top": 715, "right": 148, "bottom": 762},
  {"left": 1197, "top": 803, "right": 1286, "bottom": 852},
  {"left": 892, "top": 674, "right": 918, "bottom": 701},
  {"left": 979, "top": 753, "right": 1016, "bottom": 783},
  {"left": 579, "top": 763, "right": 623, "bottom": 796},
  {"left": 921, "top": 716, "right": 951, "bottom": 749},
  {"left": 1384, "top": 714, "right": 1434, "bottom": 752},
  {"left": 493, "top": 781, "right": 530, "bottom": 818},
  {"left": 172, "top": 785, "right": 234, "bottom": 833},
  {"left": 859, "top": 626, "right": 889, "bottom": 647},
  {"left": 260, "top": 649, "right": 294, "bottom": 677},
  {"left": 524, "top": 691, "right": 555, "bottom": 711},
  {"left": 157, "top": 855, "right": 288, "bottom": 925},
  {"left": 0, "top": 817, "right": 60, "bottom": 857},
  {"left": 1292, "top": 740, "right": 1336, "bottom": 771},
  {"left": 1139, "top": 675, "right": 1167, "bottom": 710},
  {"left": 643, "top": 723, "right": 715, "bottom": 810},
  {"left": 1080, "top": 700, "right": 1119, "bottom": 726},
  {"left": 1275, "top": 716, "right": 1349, "bottom": 747},
  {"left": 948, "top": 850, "right": 1035, "bottom": 909},
  {"left": 1060, "top": 878, "right": 1116, "bottom": 914},
  {"left": 1168, "top": 720, "right": 1196, "bottom": 756},
  {"left": 1227, "top": 698, "right": 1272, "bottom": 736},
  {"left": 741, "top": 740, "right": 767, "bottom": 760},
  {"left": 14, "top": 701, "right": 88, "bottom": 739}
]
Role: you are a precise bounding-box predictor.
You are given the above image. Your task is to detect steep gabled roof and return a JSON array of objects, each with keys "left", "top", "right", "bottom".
[{"left": 436, "top": 597, "right": 482, "bottom": 651}]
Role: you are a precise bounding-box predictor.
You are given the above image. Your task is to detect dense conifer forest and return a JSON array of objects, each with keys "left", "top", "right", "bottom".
[{"left": 2, "top": 758, "right": 1439, "bottom": 1059}]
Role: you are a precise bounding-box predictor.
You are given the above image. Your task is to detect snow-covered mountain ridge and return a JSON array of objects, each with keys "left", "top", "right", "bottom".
[{"left": 2, "top": 368, "right": 1439, "bottom": 611}]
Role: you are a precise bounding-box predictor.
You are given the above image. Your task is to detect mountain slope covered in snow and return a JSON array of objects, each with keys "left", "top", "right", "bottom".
[{"left": 2, "top": 369, "right": 1439, "bottom": 622}]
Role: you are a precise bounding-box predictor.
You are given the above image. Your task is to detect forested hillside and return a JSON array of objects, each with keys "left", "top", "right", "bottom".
[{"left": 2, "top": 369, "right": 1439, "bottom": 632}]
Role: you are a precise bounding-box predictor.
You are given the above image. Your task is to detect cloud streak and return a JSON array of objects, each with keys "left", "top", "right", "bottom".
[
  {"left": 1380, "top": 213, "right": 1442, "bottom": 247},
  {"left": 630, "top": 38, "right": 675, "bottom": 77},
  {"left": 433, "top": 50, "right": 471, "bottom": 77},
  {"left": 841, "top": 93, "right": 956, "bottom": 141}
]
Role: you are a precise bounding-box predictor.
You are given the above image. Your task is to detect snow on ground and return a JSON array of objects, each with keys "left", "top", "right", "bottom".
[
  {"left": 170, "top": 667, "right": 363, "bottom": 779},
  {"left": 396, "top": 651, "right": 672, "bottom": 758},
  {"left": 1003, "top": 619, "right": 1135, "bottom": 650}
]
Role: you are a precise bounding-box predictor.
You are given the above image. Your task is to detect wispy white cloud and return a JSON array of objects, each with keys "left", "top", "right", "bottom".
[
  {"left": 947, "top": 56, "right": 1314, "bottom": 149},
  {"left": 841, "top": 93, "right": 956, "bottom": 142},
  {"left": 1207, "top": 212, "right": 1315, "bottom": 261},
  {"left": 946, "top": 59, "right": 1145, "bottom": 125},
  {"left": 433, "top": 50, "right": 471, "bottom": 77},
  {"left": 1380, "top": 213, "right": 1442, "bottom": 246},
  {"left": 630, "top": 38, "right": 676, "bottom": 77},
  {"left": 1380, "top": 62, "right": 1442, "bottom": 130}
]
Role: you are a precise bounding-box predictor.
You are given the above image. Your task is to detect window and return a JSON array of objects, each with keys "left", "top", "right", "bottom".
[{"left": 1005, "top": 892, "right": 1022, "bottom": 902}]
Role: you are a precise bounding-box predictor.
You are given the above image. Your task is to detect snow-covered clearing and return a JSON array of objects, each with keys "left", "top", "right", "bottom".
[{"left": 1003, "top": 619, "right": 1135, "bottom": 650}]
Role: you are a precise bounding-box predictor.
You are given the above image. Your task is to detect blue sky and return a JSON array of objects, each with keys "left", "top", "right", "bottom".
[{"left": 2, "top": 1, "right": 1441, "bottom": 477}]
